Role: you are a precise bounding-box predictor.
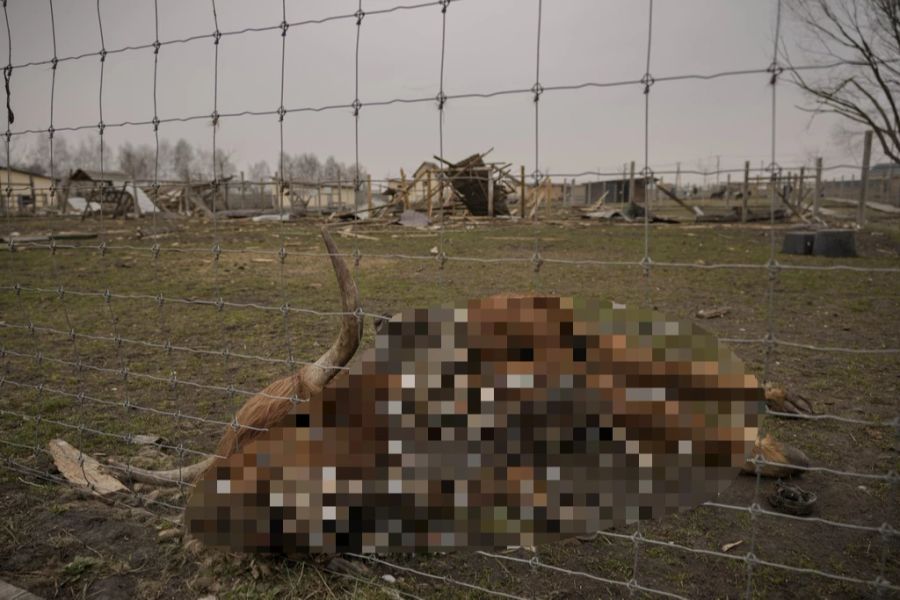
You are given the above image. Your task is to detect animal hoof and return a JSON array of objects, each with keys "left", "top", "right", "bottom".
[
  {"left": 742, "top": 434, "right": 810, "bottom": 478},
  {"left": 765, "top": 384, "right": 814, "bottom": 416}
]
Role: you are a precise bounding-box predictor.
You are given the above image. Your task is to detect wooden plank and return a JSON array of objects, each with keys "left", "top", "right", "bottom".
[
  {"left": 48, "top": 438, "right": 127, "bottom": 496},
  {"left": 189, "top": 190, "right": 214, "bottom": 217},
  {"left": 656, "top": 182, "right": 702, "bottom": 216}
]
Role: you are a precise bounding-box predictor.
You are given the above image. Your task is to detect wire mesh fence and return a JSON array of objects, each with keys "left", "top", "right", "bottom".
[{"left": 0, "top": 0, "right": 898, "bottom": 598}]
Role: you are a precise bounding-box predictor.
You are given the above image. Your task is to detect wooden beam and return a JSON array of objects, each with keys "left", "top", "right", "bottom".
[
  {"left": 629, "top": 161, "right": 636, "bottom": 204},
  {"left": 520, "top": 165, "right": 526, "bottom": 217},
  {"left": 742, "top": 160, "right": 749, "bottom": 223},
  {"left": 400, "top": 169, "right": 408, "bottom": 210},
  {"left": 426, "top": 170, "right": 432, "bottom": 219},
  {"left": 858, "top": 130, "right": 873, "bottom": 226},
  {"left": 487, "top": 172, "right": 494, "bottom": 217}
]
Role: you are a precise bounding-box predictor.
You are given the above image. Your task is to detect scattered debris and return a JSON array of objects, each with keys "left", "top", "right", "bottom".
[
  {"left": 721, "top": 540, "right": 744, "bottom": 553},
  {"left": 336, "top": 226, "right": 378, "bottom": 241},
  {"left": 768, "top": 481, "right": 817, "bottom": 516},
  {"left": 826, "top": 197, "right": 900, "bottom": 214},
  {"left": 382, "top": 574, "right": 397, "bottom": 584},
  {"left": 128, "top": 434, "right": 166, "bottom": 446},
  {"left": 577, "top": 190, "right": 609, "bottom": 213},
  {"left": 437, "top": 152, "right": 511, "bottom": 216},
  {"left": 251, "top": 213, "right": 292, "bottom": 223},
  {"left": 656, "top": 183, "right": 704, "bottom": 217},
  {"left": 48, "top": 439, "right": 127, "bottom": 496},
  {"left": 157, "top": 528, "right": 181, "bottom": 542},
  {"left": 66, "top": 196, "right": 101, "bottom": 215},
  {"left": 695, "top": 207, "right": 788, "bottom": 223},
  {"left": 582, "top": 208, "right": 633, "bottom": 221},
  {"left": 696, "top": 306, "right": 730, "bottom": 319},
  {"left": 396, "top": 209, "right": 431, "bottom": 229},
  {"left": 581, "top": 203, "right": 678, "bottom": 223},
  {"left": 1, "top": 230, "right": 99, "bottom": 245}
]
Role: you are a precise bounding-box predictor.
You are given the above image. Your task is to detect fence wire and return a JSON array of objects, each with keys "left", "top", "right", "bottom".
[{"left": 1, "top": 0, "right": 898, "bottom": 598}]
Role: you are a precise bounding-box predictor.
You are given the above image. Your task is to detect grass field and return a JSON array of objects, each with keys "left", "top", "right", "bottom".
[{"left": 0, "top": 202, "right": 898, "bottom": 599}]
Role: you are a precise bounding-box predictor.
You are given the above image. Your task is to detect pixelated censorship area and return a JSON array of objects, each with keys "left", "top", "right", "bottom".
[{"left": 186, "top": 296, "right": 761, "bottom": 553}]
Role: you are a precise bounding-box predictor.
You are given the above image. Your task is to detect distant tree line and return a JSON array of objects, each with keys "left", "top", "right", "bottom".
[{"left": 17, "top": 137, "right": 367, "bottom": 184}]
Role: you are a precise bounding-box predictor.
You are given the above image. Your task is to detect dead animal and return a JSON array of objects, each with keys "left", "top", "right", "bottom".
[{"left": 103, "top": 230, "right": 770, "bottom": 553}]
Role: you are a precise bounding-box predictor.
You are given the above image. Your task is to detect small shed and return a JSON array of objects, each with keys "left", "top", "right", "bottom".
[
  {"left": 573, "top": 178, "right": 649, "bottom": 205},
  {"left": 0, "top": 165, "right": 58, "bottom": 214}
]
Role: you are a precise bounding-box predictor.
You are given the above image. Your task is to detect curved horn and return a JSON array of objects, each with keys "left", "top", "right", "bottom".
[
  {"left": 106, "top": 456, "right": 216, "bottom": 486},
  {"left": 102, "top": 229, "right": 362, "bottom": 488},
  {"left": 297, "top": 227, "right": 362, "bottom": 392}
]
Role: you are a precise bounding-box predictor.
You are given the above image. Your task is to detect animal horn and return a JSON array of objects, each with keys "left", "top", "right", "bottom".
[
  {"left": 105, "top": 456, "right": 216, "bottom": 486},
  {"left": 102, "top": 229, "right": 361, "bottom": 487},
  {"left": 297, "top": 227, "right": 362, "bottom": 392}
]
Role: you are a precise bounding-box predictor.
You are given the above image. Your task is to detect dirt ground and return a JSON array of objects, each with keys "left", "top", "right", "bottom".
[{"left": 0, "top": 202, "right": 898, "bottom": 599}]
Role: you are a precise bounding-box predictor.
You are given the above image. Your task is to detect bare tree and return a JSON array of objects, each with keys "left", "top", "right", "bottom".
[
  {"left": 172, "top": 138, "right": 195, "bottom": 180},
  {"left": 247, "top": 160, "right": 271, "bottom": 182},
  {"left": 118, "top": 142, "right": 156, "bottom": 181},
  {"left": 785, "top": 0, "right": 899, "bottom": 163}
]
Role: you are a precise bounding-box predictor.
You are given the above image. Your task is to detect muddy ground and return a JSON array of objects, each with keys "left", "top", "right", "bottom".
[{"left": 0, "top": 205, "right": 898, "bottom": 599}]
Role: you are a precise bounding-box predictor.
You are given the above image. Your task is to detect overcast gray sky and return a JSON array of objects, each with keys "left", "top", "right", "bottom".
[{"left": 2, "top": 0, "right": 879, "bottom": 184}]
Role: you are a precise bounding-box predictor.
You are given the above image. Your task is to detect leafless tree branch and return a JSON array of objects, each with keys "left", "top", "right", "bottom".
[{"left": 785, "top": 0, "right": 900, "bottom": 164}]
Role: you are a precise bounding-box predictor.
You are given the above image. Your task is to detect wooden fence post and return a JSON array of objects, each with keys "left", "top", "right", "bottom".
[
  {"left": 629, "top": 161, "right": 636, "bottom": 204},
  {"left": 725, "top": 173, "right": 732, "bottom": 209},
  {"left": 400, "top": 170, "right": 408, "bottom": 210},
  {"left": 858, "top": 130, "right": 873, "bottom": 226},
  {"left": 520, "top": 165, "right": 526, "bottom": 217},
  {"left": 487, "top": 172, "right": 494, "bottom": 217},
  {"left": 742, "top": 161, "right": 750, "bottom": 222},
  {"left": 813, "top": 157, "right": 822, "bottom": 218},
  {"left": 423, "top": 170, "right": 431, "bottom": 219},
  {"left": 28, "top": 175, "right": 36, "bottom": 213},
  {"left": 337, "top": 172, "right": 342, "bottom": 211}
]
